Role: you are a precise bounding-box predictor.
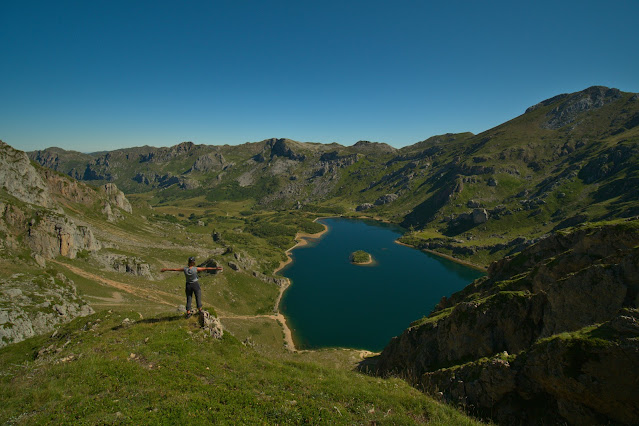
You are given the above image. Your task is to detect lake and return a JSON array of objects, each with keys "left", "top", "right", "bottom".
[{"left": 279, "top": 217, "right": 484, "bottom": 352}]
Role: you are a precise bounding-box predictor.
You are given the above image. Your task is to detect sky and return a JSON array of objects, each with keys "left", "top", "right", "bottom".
[{"left": 1, "top": 0, "right": 638, "bottom": 152}]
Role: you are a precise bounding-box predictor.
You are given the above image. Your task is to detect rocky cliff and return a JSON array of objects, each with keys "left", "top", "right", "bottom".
[
  {"left": 372, "top": 219, "right": 639, "bottom": 425},
  {"left": 0, "top": 141, "right": 136, "bottom": 347},
  {"left": 0, "top": 140, "right": 52, "bottom": 208}
]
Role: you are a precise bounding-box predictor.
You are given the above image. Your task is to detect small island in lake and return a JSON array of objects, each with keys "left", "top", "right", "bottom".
[{"left": 350, "top": 250, "right": 373, "bottom": 265}]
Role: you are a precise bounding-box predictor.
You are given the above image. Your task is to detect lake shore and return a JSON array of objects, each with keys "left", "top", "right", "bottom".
[
  {"left": 273, "top": 219, "right": 330, "bottom": 274},
  {"left": 394, "top": 240, "right": 488, "bottom": 272},
  {"left": 272, "top": 218, "right": 330, "bottom": 351}
]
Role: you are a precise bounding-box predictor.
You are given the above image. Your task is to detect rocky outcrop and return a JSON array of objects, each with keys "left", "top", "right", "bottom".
[
  {"left": 528, "top": 86, "right": 623, "bottom": 129},
  {"left": 23, "top": 211, "right": 101, "bottom": 259},
  {"left": 92, "top": 252, "right": 153, "bottom": 279},
  {"left": 374, "top": 193, "right": 399, "bottom": 205},
  {"left": 103, "top": 183, "right": 132, "bottom": 213},
  {"left": 198, "top": 310, "right": 223, "bottom": 339},
  {"left": 189, "top": 152, "right": 226, "bottom": 172},
  {"left": 138, "top": 141, "right": 196, "bottom": 163},
  {"left": 0, "top": 141, "right": 51, "bottom": 207},
  {"left": 233, "top": 252, "right": 256, "bottom": 270},
  {"left": 471, "top": 208, "right": 489, "bottom": 224},
  {"left": 266, "top": 138, "right": 306, "bottom": 161},
  {"left": 421, "top": 310, "right": 639, "bottom": 425},
  {"left": 356, "top": 203, "right": 374, "bottom": 211},
  {"left": 252, "top": 271, "right": 287, "bottom": 287},
  {"left": 0, "top": 272, "right": 94, "bottom": 347},
  {"left": 42, "top": 169, "right": 96, "bottom": 205},
  {"left": 374, "top": 220, "right": 639, "bottom": 425},
  {"left": 352, "top": 140, "right": 397, "bottom": 153}
]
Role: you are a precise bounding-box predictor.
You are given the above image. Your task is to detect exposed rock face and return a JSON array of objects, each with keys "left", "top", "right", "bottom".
[
  {"left": 0, "top": 272, "right": 94, "bottom": 347},
  {"left": 373, "top": 220, "right": 639, "bottom": 425},
  {"left": 102, "top": 183, "right": 133, "bottom": 222},
  {"left": 421, "top": 310, "right": 639, "bottom": 425},
  {"left": 374, "top": 193, "right": 399, "bottom": 205},
  {"left": 139, "top": 141, "right": 195, "bottom": 163},
  {"left": 198, "top": 310, "right": 223, "bottom": 339},
  {"left": 132, "top": 172, "right": 180, "bottom": 188},
  {"left": 190, "top": 152, "right": 226, "bottom": 172},
  {"left": 528, "top": 86, "right": 624, "bottom": 129},
  {"left": 93, "top": 253, "right": 153, "bottom": 279},
  {"left": 472, "top": 208, "right": 489, "bottom": 224},
  {"left": 266, "top": 138, "right": 306, "bottom": 161},
  {"left": 252, "top": 271, "right": 287, "bottom": 287},
  {"left": 0, "top": 141, "right": 51, "bottom": 207},
  {"left": 352, "top": 140, "right": 397, "bottom": 153},
  {"left": 233, "top": 252, "right": 256, "bottom": 270},
  {"left": 356, "top": 203, "right": 374, "bottom": 211},
  {"left": 42, "top": 169, "right": 95, "bottom": 205},
  {"left": 25, "top": 211, "right": 101, "bottom": 259}
]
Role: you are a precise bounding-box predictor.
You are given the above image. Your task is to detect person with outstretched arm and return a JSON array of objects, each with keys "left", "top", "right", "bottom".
[{"left": 161, "top": 256, "right": 222, "bottom": 317}]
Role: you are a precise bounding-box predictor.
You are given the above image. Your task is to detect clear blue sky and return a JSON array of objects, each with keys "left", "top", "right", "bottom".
[{"left": 1, "top": 0, "right": 637, "bottom": 152}]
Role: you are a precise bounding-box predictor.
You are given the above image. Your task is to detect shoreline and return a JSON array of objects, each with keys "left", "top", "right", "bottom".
[
  {"left": 273, "top": 220, "right": 330, "bottom": 274},
  {"left": 394, "top": 240, "right": 488, "bottom": 272},
  {"left": 272, "top": 217, "right": 331, "bottom": 351}
]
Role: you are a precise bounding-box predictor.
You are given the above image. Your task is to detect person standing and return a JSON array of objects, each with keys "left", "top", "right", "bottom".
[{"left": 161, "top": 257, "right": 222, "bottom": 317}]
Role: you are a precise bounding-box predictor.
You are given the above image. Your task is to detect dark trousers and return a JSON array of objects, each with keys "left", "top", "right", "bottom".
[{"left": 185, "top": 281, "right": 202, "bottom": 311}]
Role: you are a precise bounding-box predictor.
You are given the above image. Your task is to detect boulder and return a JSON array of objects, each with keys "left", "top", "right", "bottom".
[
  {"left": 472, "top": 208, "right": 489, "bottom": 224},
  {"left": 198, "top": 310, "right": 223, "bottom": 339}
]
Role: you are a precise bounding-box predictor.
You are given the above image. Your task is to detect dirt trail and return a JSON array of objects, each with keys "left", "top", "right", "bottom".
[
  {"left": 53, "top": 260, "right": 299, "bottom": 350},
  {"left": 52, "top": 260, "right": 178, "bottom": 307},
  {"left": 218, "top": 278, "right": 297, "bottom": 351}
]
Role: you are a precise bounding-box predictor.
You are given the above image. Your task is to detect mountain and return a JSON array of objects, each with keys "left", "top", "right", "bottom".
[{"left": 29, "top": 86, "right": 639, "bottom": 266}]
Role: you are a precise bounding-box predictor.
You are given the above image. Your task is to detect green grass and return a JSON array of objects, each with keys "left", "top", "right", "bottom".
[{"left": 0, "top": 311, "right": 481, "bottom": 425}]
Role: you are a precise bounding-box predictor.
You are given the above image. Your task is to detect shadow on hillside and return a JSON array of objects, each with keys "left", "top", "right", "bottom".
[{"left": 356, "top": 354, "right": 380, "bottom": 375}]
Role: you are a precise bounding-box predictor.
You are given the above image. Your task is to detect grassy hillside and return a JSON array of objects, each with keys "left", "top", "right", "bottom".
[{"left": 0, "top": 310, "right": 480, "bottom": 424}]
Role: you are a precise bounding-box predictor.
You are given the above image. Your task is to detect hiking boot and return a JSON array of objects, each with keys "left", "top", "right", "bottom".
[{"left": 185, "top": 311, "right": 192, "bottom": 319}]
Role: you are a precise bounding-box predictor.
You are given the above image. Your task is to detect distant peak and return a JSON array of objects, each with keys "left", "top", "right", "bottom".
[
  {"left": 525, "top": 86, "right": 621, "bottom": 114},
  {"left": 352, "top": 141, "right": 397, "bottom": 152}
]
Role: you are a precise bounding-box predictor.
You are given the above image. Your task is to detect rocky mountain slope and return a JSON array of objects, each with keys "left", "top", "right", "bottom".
[
  {"left": 0, "top": 141, "right": 138, "bottom": 346},
  {"left": 30, "top": 86, "right": 639, "bottom": 265},
  {"left": 372, "top": 219, "right": 639, "bottom": 424}
]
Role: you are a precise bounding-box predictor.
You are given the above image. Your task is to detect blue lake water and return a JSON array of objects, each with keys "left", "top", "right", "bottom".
[{"left": 279, "top": 218, "right": 484, "bottom": 352}]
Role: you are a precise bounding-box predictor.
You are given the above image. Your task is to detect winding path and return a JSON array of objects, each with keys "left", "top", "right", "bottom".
[{"left": 52, "top": 259, "right": 300, "bottom": 350}]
